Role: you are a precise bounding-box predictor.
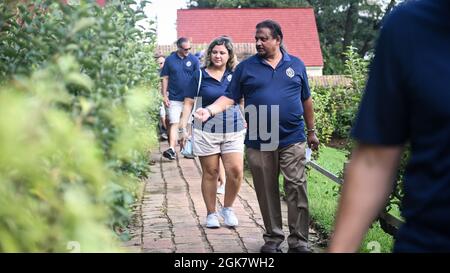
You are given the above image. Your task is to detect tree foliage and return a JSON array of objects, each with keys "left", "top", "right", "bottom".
[{"left": 308, "top": 0, "right": 400, "bottom": 73}]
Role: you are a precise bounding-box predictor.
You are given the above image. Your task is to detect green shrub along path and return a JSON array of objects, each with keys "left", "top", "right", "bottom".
[{"left": 0, "top": 1, "right": 160, "bottom": 252}]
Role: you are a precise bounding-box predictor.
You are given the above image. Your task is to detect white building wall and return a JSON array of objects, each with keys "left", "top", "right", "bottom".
[{"left": 306, "top": 66, "right": 323, "bottom": 76}]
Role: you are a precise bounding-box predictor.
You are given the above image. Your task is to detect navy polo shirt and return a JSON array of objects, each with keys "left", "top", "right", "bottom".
[
  {"left": 160, "top": 52, "right": 199, "bottom": 102},
  {"left": 352, "top": 0, "right": 450, "bottom": 252},
  {"left": 185, "top": 68, "right": 245, "bottom": 133},
  {"left": 225, "top": 50, "right": 311, "bottom": 150}
]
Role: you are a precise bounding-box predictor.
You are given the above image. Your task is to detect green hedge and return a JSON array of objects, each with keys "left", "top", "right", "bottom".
[
  {"left": 0, "top": 0, "right": 159, "bottom": 252},
  {"left": 311, "top": 47, "right": 368, "bottom": 143}
]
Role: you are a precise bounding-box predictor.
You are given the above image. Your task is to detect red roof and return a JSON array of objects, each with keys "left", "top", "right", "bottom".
[{"left": 177, "top": 8, "right": 323, "bottom": 67}]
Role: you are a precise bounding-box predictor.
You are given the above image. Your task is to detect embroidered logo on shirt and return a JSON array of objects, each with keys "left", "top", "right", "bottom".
[
  {"left": 286, "top": 67, "right": 295, "bottom": 78},
  {"left": 227, "top": 74, "right": 232, "bottom": 82},
  {"left": 186, "top": 61, "right": 192, "bottom": 67}
]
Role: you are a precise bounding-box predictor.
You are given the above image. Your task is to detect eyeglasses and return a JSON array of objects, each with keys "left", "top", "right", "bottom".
[{"left": 180, "top": 47, "right": 191, "bottom": 52}]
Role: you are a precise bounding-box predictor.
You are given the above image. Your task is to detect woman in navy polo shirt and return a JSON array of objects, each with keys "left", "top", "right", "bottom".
[{"left": 178, "top": 36, "right": 245, "bottom": 228}]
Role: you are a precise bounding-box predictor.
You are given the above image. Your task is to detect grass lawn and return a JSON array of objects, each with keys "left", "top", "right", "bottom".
[{"left": 306, "top": 146, "right": 395, "bottom": 253}]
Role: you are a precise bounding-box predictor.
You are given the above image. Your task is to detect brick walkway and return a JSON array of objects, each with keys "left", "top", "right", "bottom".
[{"left": 123, "top": 141, "right": 324, "bottom": 253}]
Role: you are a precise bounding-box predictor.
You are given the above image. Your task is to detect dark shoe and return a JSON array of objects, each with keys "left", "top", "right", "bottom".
[
  {"left": 288, "top": 245, "right": 312, "bottom": 253},
  {"left": 163, "top": 148, "right": 176, "bottom": 160},
  {"left": 260, "top": 242, "right": 282, "bottom": 253}
]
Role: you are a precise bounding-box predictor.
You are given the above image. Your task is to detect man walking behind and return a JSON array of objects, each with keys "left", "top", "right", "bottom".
[{"left": 160, "top": 37, "right": 200, "bottom": 160}]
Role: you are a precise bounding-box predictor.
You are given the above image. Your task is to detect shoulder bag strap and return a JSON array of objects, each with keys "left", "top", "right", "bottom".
[{"left": 191, "top": 69, "right": 202, "bottom": 115}]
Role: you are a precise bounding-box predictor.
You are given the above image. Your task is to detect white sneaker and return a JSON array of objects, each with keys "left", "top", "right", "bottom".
[
  {"left": 219, "top": 207, "right": 238, "bottom": 227},
  {"left": 205, "top": 213, "right": 220, "bottom": 228},
  {"left": 217, "top": 183, "right": 225, "bottom": 195}
]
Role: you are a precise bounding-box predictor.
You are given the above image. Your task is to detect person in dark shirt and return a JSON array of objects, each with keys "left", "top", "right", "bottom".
[
  {"left": 194, "top": 47, "right": 227, "bottom": 194},
  {"left": 195, "top": 20, "right": 319, "bottom": 253},
  {"left": 160, "top": 37, "right": 199, "bottom": 160},
  {"left": 329, "top": 0, "right": 450, "bottom": 252},
  {"left": 179, "top": 36, "right": 245, "bottom": 228}
]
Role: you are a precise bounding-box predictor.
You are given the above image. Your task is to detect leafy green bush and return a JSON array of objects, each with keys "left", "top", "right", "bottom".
[
  {"left": 337, "top": 47, "right": 368, "bottom": 138},
  {"left": 0, "top": 0, "right": 159, "bottom": 156},
  {"left": 0, "top": 0, "right": 160, "bottom": 251},
  {"left": 310, "top": 48, "right": 368, "bottom": 143},
  {"left": 310, "top": 86, "right": 336, "bottom": 145},
  {"left": 1, "top": 61, "right": 104, "bottom": 251}
]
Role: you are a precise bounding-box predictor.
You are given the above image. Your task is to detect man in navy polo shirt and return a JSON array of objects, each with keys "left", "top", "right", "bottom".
[
  {"left": 329, "top": 0, "right": 450, "bottom": 252},
  {"left": 160, "top": 37, "right": 200, "bottom": 160},
  {"left": 195, "top": 20, "right": 320, "bottom": 253}
]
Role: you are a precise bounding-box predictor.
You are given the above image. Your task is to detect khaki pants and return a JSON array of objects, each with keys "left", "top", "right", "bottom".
[{"left": 247, "top": 142, "right": 309, "bottom": 248}]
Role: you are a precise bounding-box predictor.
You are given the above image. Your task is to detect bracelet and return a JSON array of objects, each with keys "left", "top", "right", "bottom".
[
  {"left": 307, "top": 128, "right": 315, "bottom": 133},
  {"left": 178, "top": 127, "right": 187, "bottom": 133},
  {"left": 206, "top": 107, "right": 214, "bottom": 117}
]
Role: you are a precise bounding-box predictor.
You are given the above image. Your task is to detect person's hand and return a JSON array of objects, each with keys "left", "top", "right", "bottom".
[
  {"left": 163, "top": 96, "right": 170, "bottom": 108},
  {"left": 194, "top": 108, "right": 211, "bottom": 122},
  {"left": 307, "top": 131, "right": 320, "bottom": 151},
  {"left": 178, "top": 129, "right": 188, "bottom": 149}
]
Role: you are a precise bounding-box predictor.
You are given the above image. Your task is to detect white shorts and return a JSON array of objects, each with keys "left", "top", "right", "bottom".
[
  {"left": 192, "top": 128, "right": 246, "bottom": 156},
  {"left": 167, "top": 100, "right": 183, "bottom": 124}
]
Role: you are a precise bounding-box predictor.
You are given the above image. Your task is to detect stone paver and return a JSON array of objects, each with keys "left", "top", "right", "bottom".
[{"left": 124, "top": 141, "right": 324, "bottom": 253}]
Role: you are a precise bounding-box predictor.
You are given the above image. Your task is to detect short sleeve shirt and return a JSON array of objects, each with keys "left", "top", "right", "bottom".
[
  {"left": 225, "top": 50, "right": 311, "bottom": 150},
  {"left": 185, "top": 68, "right": 245, "bottom": 133},
  {"left": 160, "top": 52, "right": 200, "bottom": 102}
]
